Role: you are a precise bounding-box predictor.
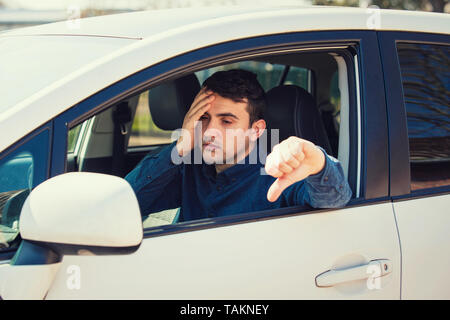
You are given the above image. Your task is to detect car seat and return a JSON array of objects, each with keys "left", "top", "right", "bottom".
[
  {"left": 148, "top": 73, "right": 201, "bottom": 130},
  {"left": 265, "top": 85, "right": 333, "bottom": 156}
]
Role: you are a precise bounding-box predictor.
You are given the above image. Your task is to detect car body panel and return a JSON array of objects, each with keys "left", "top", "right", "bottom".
[
  {"left": 0, "top": 35, "right": 136, "bottom": 114},
  {"left": 45, "top": 203, "right": 401, "bottom": 299},
  {"left": 3, "top": 6, "right": 448, "bottom": 39},
  {"left": 378, "top": 30, "right": 450, "bottom": 299},
  {"left": 393, "top": 195, "right": 450, "bottom": 299}
]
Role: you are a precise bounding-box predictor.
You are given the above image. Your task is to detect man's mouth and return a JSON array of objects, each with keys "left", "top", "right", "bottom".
[{"left": 203, "top": 142, "right": 221, "bottom": 151}]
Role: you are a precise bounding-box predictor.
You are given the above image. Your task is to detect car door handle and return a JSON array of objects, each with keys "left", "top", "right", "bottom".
[{"left": 315, "top": 259, "right": 392, "bottom": 288}]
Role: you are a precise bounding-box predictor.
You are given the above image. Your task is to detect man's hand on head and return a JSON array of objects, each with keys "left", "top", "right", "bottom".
[
  {"left": 176, "top": 87, "right": 215, "bottom": 156},
  {"left": 265, "top": 136, "right": 326, "bottom": 202}
]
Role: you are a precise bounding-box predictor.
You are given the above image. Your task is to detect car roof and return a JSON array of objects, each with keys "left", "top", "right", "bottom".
[
  {"left": 0, "top": 5, "right": 449, "bottom": 152},
  {"left": 3, "top": 5, "right": 449, "bottom": 39}
]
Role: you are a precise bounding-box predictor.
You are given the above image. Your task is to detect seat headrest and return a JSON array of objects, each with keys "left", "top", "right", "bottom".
[
  {"left": 265, "top": 85, "right": 332, "bottom": 155},
  {"left": 148, "top": 74, "right": 201, "bottom": 130}
]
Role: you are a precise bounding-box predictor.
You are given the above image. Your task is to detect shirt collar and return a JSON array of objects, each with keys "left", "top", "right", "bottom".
[{"left": 201, "top": 144, "right": 265, "bottom": 182}]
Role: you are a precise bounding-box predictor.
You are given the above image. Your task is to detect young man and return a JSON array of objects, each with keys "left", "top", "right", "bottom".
[{"left": 125, "top": 69, "right": 352, "bottom": 222}]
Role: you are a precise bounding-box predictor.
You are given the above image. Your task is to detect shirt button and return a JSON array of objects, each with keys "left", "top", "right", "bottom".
[
  {"left": 324, "top": 176, "right": 329, "bottom": 182},
  {"left": 147, "top": 175, "right": 152, "bottom": 179},
  {"left": 231, "top": 178, "right": 237, "bottom": 182}
]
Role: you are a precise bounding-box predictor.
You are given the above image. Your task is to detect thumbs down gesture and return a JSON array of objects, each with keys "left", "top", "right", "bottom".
[{"left": 265, "top": 136, "right": 326, "bottom": 202}]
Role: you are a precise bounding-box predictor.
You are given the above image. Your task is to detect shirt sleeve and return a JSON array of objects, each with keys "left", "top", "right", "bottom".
[
  {"left": 286, "top": 147, "right": 352, "bottom": 208},
  {"left": 124, "top": 141, "right": 183, "bottom": 215}
]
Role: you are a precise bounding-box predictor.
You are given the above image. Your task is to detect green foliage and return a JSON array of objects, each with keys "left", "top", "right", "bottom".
[
  {"left": 67, "top": 124, "right": 82, "bottom": 153},
  {"left": 131, "top": 91, "right": 171, "bottom": 136}
]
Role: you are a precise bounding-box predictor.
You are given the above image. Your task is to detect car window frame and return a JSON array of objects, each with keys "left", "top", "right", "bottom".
[
  {"left": 378, "top": 31, "right": 450, "bottom": 200},
  {"left": 51, "top": 30, "right": 388, "bottom": 238}
]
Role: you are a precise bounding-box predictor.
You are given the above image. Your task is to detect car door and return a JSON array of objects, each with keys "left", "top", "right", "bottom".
[
  {"left": 30, "top": 31, "right": 401, "bottom": 299},
  {"left": 379, "top": 31, "right": 450, "bottom": 300}
]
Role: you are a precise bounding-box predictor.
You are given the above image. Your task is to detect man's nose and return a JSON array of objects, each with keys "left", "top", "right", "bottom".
[{"left": 203, "top": 122, "right": 222, "bottom": 142}]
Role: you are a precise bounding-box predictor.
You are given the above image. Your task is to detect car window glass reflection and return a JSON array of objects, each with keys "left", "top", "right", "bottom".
[
  {"left": 0, "top": 130, "right": 49, "bottom": 251},
  {"left": 397, "top": 43, "right": 450, "bottom": 190}
]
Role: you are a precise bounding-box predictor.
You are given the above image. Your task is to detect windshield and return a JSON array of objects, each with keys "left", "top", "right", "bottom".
[{"left": 0, "top": 35, "right": 136, "bottom": 113}]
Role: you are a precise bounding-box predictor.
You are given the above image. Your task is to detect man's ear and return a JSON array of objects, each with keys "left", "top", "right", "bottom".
[{"left": 250, "top": 119, "right": 266, "bottom": 141}]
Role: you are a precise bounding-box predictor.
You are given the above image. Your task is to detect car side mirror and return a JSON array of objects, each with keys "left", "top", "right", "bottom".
[
  {"left": 20, "top": 172, "right": 143, "bottom": 251},
  {"left": 0, "top": 172, "right": 143, "bottom": 299}
]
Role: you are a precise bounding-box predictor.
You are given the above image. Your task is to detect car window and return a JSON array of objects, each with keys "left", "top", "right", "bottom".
[
  {"left": 283, "top": 66, "right": 311, "bottom": 92},
  {"left": 67, "top": 48, "right": 355, "bottom": 229},
  {"left": 196, "top": 61, "right": 286, "bottom": 92},
  {"left": 0, "top": 129, "right": 50, "bottom": 251},
  {"left": 330, "top": 71, "right": 341, "bottom": 120},
  {"left": 321, "top": 70, "right": 342, "bottom": 158},
  {"left": 128, "top": 91, "right": 173, "bottom": 148},
  {"left": 397, "top": 43, "right": 450, "bottom": 191},
  {"left": 67, "top": 123, "right": 83, "bottom": 153}
]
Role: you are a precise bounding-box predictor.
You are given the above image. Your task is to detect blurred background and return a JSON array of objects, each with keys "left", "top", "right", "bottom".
[{"left": 0, "top": 0, "right": 448, "bottom": 32}]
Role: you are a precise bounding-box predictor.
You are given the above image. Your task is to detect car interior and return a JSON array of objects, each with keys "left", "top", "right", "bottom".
[{"left": 64, "top": 50, "right": 357, "bottom": 228}]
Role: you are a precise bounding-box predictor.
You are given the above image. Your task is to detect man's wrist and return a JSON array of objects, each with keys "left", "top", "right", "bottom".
[{"left": 309, "top": 146, "right": 326, "bottom": 176}]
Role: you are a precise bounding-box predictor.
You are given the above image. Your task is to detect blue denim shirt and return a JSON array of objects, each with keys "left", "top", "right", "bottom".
[{"left": 125, "top": 141, "right": 352, "bottom": 222}]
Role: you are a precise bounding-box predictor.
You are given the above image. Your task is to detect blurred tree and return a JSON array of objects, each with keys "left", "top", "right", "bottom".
[
  {"left": 313, "top": 0, "right": 359, "bottom": 6},
  {"left": 313, "top": 0, "right": 447, "bottom": 12},
  {"left": 371, "top": 0, "right": 446, "bottom": 12},
  {"left": 428, "top": 0, "right": 446, "bottom": 12}
]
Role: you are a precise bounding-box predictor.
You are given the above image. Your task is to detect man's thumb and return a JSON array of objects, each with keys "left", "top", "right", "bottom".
[{"left": 267, "top": 177, "right": 294, "bottom": 202}]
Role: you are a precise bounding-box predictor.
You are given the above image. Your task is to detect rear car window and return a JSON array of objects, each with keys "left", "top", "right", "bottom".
[
  {"left": 397, "top": 43, "right": 450, "bottom": 191},
  {"left": 128, "top": 91, "right": 174, "bottom": 148}
]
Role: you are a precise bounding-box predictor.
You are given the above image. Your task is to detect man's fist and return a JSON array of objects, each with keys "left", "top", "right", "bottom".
[{"left": 265, "top": 136, "right": 326, "bottom": 202}]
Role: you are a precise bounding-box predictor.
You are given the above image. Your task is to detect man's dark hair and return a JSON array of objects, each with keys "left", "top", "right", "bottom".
[{"left": 202, "top": 69, "right": 266, "bottom": 125}]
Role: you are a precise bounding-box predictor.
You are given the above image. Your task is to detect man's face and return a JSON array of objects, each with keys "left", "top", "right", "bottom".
[{"left": 199, "top": 93, "right": 255, "bottom": 165}]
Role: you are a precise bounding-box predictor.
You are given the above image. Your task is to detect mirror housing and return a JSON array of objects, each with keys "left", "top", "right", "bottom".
[
  {"left": 0, "top": 173, "right": 143, "bottom": 300},
  {"left": 19, "top": 172, "right": 143, "bottom": 253}
]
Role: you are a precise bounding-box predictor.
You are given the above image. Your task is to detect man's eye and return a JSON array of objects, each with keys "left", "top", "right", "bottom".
[{"left": 222, "top": 120, "right": 232, "bottom": 124}]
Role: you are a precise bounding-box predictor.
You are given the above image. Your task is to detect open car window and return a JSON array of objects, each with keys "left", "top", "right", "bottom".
[{"left": 66, "top": 47, "right": 356, "bottom": 229}]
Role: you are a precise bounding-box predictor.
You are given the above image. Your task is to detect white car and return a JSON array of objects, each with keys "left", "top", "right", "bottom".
[{"left": 0, "top": 5, "right": 448, "bottom": 300}]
